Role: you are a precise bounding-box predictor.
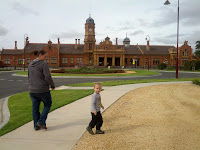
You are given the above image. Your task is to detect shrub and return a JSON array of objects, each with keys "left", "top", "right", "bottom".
[
  {"left": 51, "top": 69, "right": 65, "bottom": 73},
  {"left": 192, "top": 79, "right": 200, "bottom": 86},
  {"left": 166, "top": 66, "right": 175, "bottom": 70},
  {"left": 195, "top": 60, "right": 200, "bottom": 70},
  {"left": 184, "top": 60, "right": 200, "bottom": 71},
  {"left": 51, "top": 67, "right": 125, "bottom": 74},
  {"left": 158, "top": 63, "right": 167, "bottom": 70}
]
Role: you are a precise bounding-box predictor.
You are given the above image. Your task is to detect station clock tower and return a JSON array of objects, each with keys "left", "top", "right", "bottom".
[{"left": 84, "top": 15, "right": 96, "bottom": 65}]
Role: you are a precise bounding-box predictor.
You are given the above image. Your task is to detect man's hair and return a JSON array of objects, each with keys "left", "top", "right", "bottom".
[
  {"left": 33, "top": 50, "right": 47, "bottom": 57},
  {"left": 94, "top": 82, "right": 102, "bottom": 88}
]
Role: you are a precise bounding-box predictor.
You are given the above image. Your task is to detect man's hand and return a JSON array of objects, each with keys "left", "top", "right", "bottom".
[
  {"left": 102, "top": 106, "right": 104, "bottom": 110},
  {"left": 51, "top": 88, "right": 55, "bottom": 90}
]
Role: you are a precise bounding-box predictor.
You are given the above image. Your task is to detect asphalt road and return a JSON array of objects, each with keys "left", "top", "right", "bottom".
[{"left": 0, "top": 71, "right": 200, "bottom": 99}]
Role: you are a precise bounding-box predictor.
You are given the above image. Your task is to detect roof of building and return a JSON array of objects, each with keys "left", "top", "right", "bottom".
[
  {"left": 86, "top": 17, "right": 94, "bottom": 24},
  {"left": 24, "top": 43, "right": 85, "bottom": 54},
  {"left": 1, "top": 49, "right": 22, "bottom": 55},
  {"left": 24, "top": 43, "right": 48, "bottom": 54},
  {"left": 124, "top": 45, "right": 174, "bottom": 55},
  {"left": 60, "top": 44, "right": 84, "bottom": 54},
  {"left": 123, "top": 37, "right": 130, "bottom": 42},
  {"left": 2, "top": 43, "right": 174, "bottom": 56}
]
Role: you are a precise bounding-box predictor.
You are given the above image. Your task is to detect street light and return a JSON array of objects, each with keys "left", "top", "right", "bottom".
[
  {"left": 24, "top": 33, "right": 28, "bottom": 71},
  {"left": 145, "top": 35, "right": 150, "bottom": 71},
  {"left": 164, "top": 0, "right": 179, "bottom": 79}
]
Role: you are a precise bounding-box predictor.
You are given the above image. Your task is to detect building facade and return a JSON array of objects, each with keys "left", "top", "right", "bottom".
[{"left": 0, "top": 16, "right": 193, "bottom": 69}]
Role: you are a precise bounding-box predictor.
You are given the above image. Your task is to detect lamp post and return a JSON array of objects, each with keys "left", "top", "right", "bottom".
[
  {"left": 145, "top": 35, "right": 150, "bottom": 71},
  {"left": 164, "top": 0, "right": 179, "bottom": 79},
  {"left": 24, "top": 33, "right": 28, "bottom": 71}
]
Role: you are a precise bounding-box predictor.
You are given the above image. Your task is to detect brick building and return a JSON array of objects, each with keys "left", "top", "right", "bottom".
[{"left": 0, "top": 16, "right": 193, "bottom": 69}]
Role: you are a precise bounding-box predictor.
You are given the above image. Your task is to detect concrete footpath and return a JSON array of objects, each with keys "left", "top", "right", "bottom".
[{"left": 0, "top": 81, "right": 191, "bottom": 150}]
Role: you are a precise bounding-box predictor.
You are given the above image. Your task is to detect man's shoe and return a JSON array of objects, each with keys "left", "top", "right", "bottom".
[
  {"left": 37, "top": 122, "right": 47, "bottom": 130},
  {"left": 86, "top": 126, "right": 94, "bottom": 135},
  {"left": 96, "top": 130, "right": 105, "bottom": 134},
  {"left": 34, "top": 125, "right": 41, "bottom": 131}
]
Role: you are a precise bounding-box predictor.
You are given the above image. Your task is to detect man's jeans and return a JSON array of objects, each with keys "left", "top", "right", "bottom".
[{"left": 30, "top": 91, "right": 52, "bottom": 128}]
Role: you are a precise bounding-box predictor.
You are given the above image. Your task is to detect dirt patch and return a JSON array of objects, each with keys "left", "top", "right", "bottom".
[
  {"left": 73, "top": 83, "right": 200, "bottom": 150},
  {"left": 103, "top": 70, "right": 136, "bottom": 75}
]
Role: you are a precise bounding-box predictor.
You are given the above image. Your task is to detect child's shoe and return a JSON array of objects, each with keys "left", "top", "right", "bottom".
[
  {"left": 86, "top": 126, "right": 94, "bottom": 135},
  {"left": 96, "top": 130, "right": 105, "bottom": 134}
]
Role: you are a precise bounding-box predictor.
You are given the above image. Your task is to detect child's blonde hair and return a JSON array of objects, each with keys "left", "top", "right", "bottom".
[{"left": 94, "top": 82, "right": 102, "bottom": 88}]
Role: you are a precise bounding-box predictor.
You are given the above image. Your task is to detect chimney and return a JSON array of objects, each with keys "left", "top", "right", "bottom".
[
  {"left": 58, "top": 38, "right": 60, "bottom": 44},
  {"left": 75, "top": 39, "right": 77, "bottom": 50},
  {"left": 48, "top": 40, "right": 52, "bottom": 50},
  {"left": 78, "top": 39, "right": 80, "bottom": 45},
  {"left": 15, "top": 41, "right": 17, "bottom": 49},
  {"left": 116, "top": 38, "right": 118, "bottom": 45}
]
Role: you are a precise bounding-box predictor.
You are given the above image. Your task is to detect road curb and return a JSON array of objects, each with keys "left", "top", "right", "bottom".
[{"left": 0, "top": 97, "right": 10, "bottom": 129}]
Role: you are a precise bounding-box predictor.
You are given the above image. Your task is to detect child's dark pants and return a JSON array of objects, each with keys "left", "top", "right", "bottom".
[{"left": 89, "top": 111, "right": 103, "bottom": 130}]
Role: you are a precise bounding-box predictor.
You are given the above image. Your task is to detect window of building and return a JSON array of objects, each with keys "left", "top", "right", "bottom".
[
  {"left": 89, "top": 43, "right": 92, "bottom": 50},
  {"left": 18, "top": 58, "right": 23, "bottom": 64},
  {"left": 62, "top": 58, "right": 68, "bottom": 64},
  {"left": 5, "top": 58, "right": 10, "bottom": 64},
  {"left": 182, "top": 58, "right": 188, "bottom": 64},
  {"left": 125, "top": 58, "right": 127, "bottom": 65},
  {"left": 71, "top": 58, "right": 74, "bottom": 64},
  {"left": 27, "top": 58, "right": 30, "bottom": 64},
  {"left": 153, "top": 58, "right": 160, "bottom": 65},
  {"left": 183, "top": 49, "right": 188, "bottom": 56},
  {"left": 45, "top": 57, "right": 49, "bottom": 64},
  {"left": 165, "top": 59, "right": 168, "bottom": 64},
  {"left": 185, "top": 49, "right": 188, "bottom": 56},
  {"left": 130, "top": 58, "right": 133, "bottom": 64},
  {"left": 146, "top": 58, "right": 148, "bottom": 65},
  {"left": 51, "top": 57, "right": 57, "bottom": 64},
  {"left": 77, "top": 58, "right": 82, "bottom": 64}
]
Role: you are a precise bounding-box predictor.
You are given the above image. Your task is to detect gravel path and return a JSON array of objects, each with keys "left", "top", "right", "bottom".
[{"left": 73, "top": 83, "right": 200, "bottom": 150}]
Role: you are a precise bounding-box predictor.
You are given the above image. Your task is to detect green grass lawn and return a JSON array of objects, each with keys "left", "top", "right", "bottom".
[
  {"left": 0, "top": 89, "right": 93, "bottom": 136},
  {"left": 15, "top": 70, "right": 158, "bottom": 76},
  {"left": 67, "top": 78, "right": 200, "bottom": 86}
]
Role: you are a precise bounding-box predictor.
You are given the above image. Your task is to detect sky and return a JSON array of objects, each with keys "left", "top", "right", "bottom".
[{"left": 0, "top": 0, "right": 200, "bottom": 51}]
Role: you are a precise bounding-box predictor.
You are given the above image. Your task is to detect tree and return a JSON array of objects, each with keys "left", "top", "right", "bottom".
[
  {"left": 196, "top": 41, "right": 200, "bottom": 49},
  {"left": 194, "top": 41, "right": 200, "bottom": 58}
]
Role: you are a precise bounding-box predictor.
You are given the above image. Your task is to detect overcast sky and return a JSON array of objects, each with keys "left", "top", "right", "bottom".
[{"left": 0, "top": 0, "right": 200, "bottom": 51}]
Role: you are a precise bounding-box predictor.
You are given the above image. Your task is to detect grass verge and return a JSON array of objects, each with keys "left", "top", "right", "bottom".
[
  {"left": 67, "top": 78, "right": 200, "bottom": 86},
  {"left": 0, "top": 89, "right": 93, "bottom": 136},
  {"left": 15, "top": 70, "right": 158, "bottom": 77}
]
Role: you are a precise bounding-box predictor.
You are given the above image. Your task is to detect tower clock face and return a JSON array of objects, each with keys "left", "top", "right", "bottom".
[{"left": 89, "top": 28, "right": 92, "bottom": 32}]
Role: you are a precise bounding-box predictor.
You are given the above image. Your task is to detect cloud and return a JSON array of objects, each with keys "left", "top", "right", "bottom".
[
  {"left": 153, "top": 31, "right": 200, "bottom": 50},
  {"left": 151, "top": 0, "right": 200, "bottom": 28},
  {"left": 104, "top": 26, "right": 115, "bottom": 31},
  {"left": 0, "top": 25, "right": 8, "bottom": 36},
  {"left": 130, "top": 30, "right": 144, "bottom": 36},
  {"left": 118, "top": 20, "right": 136, "bottom": 31},
  {"left": 50, "top": 31, "right": 84, "bottom": 39},
  {"left": 13, "top": 2, "right": 39, "bottom": 16}
]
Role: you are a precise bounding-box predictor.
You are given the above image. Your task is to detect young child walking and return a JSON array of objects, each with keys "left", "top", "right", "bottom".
[{"left": 86, "top": 82, "right": 105, "bottom": 135}]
